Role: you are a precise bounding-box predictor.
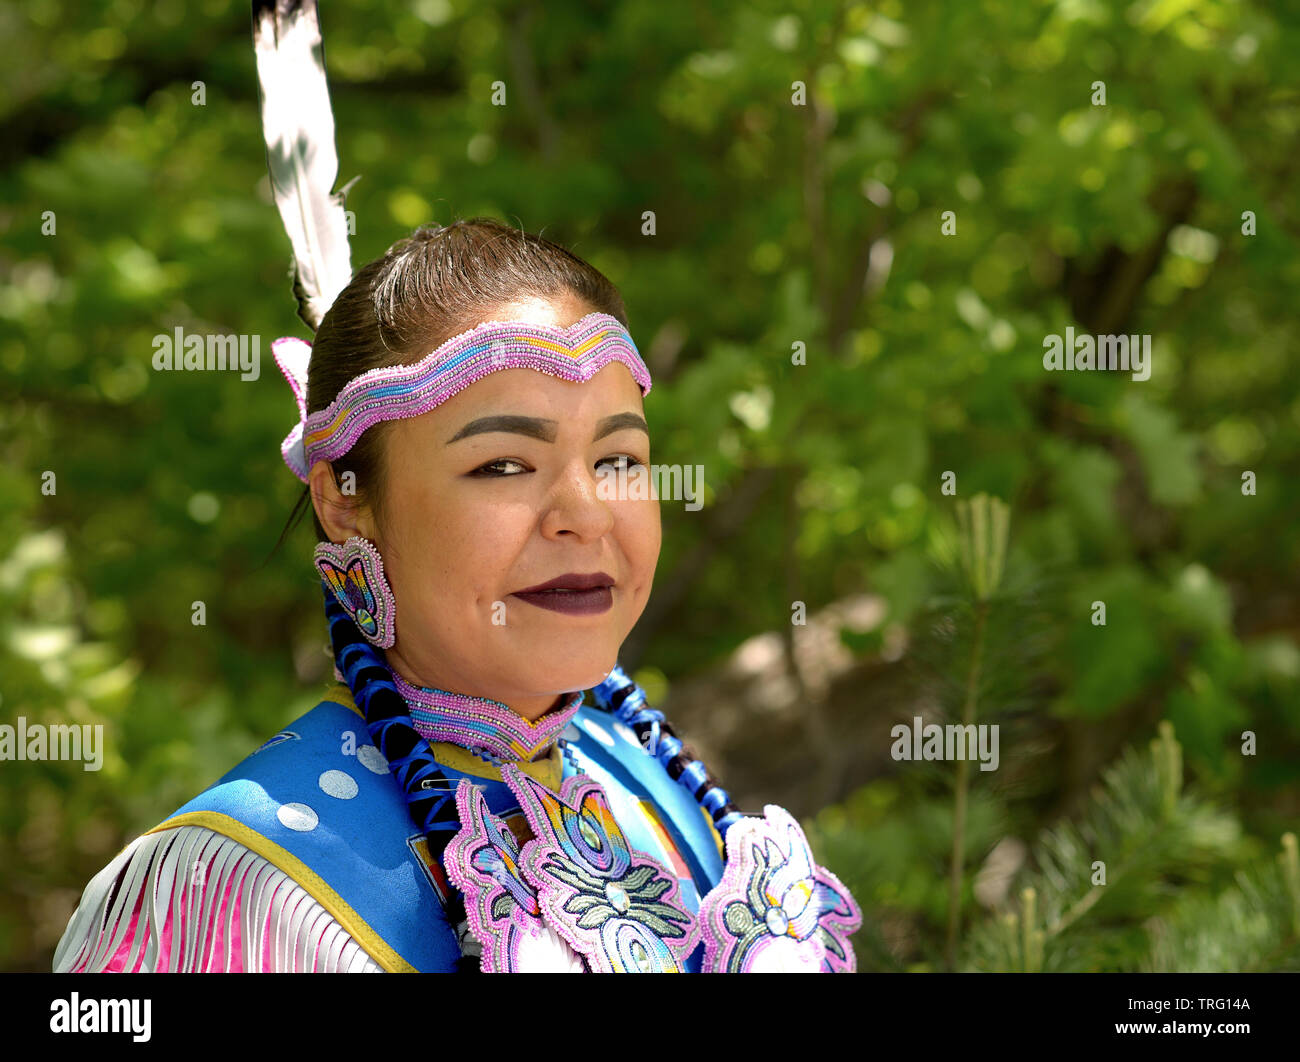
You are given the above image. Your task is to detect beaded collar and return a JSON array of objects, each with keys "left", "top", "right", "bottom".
[{"left": 390, "top": 671, "right": 585, "bottom": 764}]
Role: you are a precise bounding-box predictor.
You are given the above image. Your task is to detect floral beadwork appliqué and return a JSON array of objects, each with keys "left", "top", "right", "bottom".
[
  {"left": 697, "top": 804, "right": 862, "bottom": 972},
  {"left": 442, "top": 779, "right": 585, "bottom": 972},
  {"left": 500, "top": 764, "right": 701, "bottom": 973}
]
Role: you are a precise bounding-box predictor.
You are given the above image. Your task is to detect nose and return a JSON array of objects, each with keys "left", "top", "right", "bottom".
[{"left": 539, "top": 458, "right": 616, "bottom": 542}]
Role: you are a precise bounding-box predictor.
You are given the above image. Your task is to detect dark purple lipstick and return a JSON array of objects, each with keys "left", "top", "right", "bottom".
[{"left": 512, "top": 572, "right": 615, "bottom": 616}]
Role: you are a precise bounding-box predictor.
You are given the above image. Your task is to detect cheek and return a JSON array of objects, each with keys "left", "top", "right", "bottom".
[
  {"left": 406, "top": 497, "right": 534, "bottom": 600},
  {"left": 619, "top": 501, "right": 661, "bottom": 582},
  {"left": 382, "top": 488, "right": 471, "bottom": 601}
]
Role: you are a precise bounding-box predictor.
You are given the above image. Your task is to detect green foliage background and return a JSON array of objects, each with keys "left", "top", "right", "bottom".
[{"left": 0, "top": 0, "right": 1296, "bottom": 971}]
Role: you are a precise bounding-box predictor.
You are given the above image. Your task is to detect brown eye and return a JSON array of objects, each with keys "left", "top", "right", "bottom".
[
  {"left": 472, "top": 459, "right": 530, "bottom": 476},
  {"left": 597, "top": 455, "right": 643, "bottom": 473}
]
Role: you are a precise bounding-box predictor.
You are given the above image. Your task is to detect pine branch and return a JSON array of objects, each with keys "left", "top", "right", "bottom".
[
  {"left": 1144, "top": 832, "right": 1300, "bottom": 972},
  {"left": 962, "top": 723, "right": 1242, "bottom": 971},
  {"left": 943, "top": 495, "right": 1007, "bottom": 969}
]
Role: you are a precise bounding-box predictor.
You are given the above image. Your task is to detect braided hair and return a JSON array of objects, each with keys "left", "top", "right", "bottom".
[
  {"left": 590, "top": 667, "right": 747, "bottom": 839},
  {"left": 322, "top": 583, "right": 748, "bottom": 971},
  {"left": 323, "top": 583, "right": 481, "bottom": 971}
]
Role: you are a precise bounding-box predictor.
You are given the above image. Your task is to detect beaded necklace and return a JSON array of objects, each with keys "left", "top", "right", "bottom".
[
  {"left": 391, "top": 670, "right": 584, "bottom": 765},
  {"left": 322, "top": 581, "right": 745, "bottom": 969}
]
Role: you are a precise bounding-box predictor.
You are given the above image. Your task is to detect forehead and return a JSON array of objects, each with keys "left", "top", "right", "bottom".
[
  {"left": 378, "top": 363, "right": 648, "bottom": 457},
  {"left": 431, "top": 363, "right": 647, "bottom": 423}
]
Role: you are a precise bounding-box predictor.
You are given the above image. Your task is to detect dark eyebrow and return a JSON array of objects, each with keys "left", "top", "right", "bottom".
[
  {"left": 593, "top": 412, "right": 650, "bottom": 440},
  {"left": 446, "top": 412, "right": 649, "bottom": 445}
]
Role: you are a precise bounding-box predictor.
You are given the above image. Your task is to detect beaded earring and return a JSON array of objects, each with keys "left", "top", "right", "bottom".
[{"left": 313, "top": 536, "right": 396, "bottom": 648}]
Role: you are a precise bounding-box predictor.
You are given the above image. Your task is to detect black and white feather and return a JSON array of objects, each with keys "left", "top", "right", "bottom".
[{"left": 252, "top": 0, "right": 355, "bottom": 334}]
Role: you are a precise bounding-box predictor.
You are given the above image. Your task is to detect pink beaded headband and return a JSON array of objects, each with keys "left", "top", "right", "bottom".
[{"left": 272, "top": 311, "right": 652, "bottom": 483}]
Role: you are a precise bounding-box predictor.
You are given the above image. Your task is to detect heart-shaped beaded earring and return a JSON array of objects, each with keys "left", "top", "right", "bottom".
[{"left": 313, "top": 536, "right": 396, "bottom": 648}]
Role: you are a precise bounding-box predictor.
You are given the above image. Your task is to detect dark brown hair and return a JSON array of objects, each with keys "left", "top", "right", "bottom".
[{"left": 275, "top": 217, "right": 629, "bottom": 549}]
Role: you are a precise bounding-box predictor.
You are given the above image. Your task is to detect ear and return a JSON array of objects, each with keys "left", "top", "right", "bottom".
[{"left": 308, "top": 460, "right": 378, "bottom": 544}]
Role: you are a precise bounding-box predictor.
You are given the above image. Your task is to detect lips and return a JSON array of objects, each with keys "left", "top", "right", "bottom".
[
  {"left": 512, "top": 572, "right": 614, "bottom": 616},
  {"left": 515, "top": 572, "right": 614, "bottom": 593}
]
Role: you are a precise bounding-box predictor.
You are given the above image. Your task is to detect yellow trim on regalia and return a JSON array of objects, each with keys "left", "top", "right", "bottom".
[{"left": 145, "top": 810, "right": 418, "bottom": 973}]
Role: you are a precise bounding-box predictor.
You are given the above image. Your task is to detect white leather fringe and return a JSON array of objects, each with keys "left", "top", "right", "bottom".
[{"left": 53, "top": 825, "right": 384, "bottom": 973}]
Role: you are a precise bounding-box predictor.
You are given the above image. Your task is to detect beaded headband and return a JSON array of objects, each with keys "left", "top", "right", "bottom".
[{"left": 272, "top": 311, "right": 653, "bottom": 483}]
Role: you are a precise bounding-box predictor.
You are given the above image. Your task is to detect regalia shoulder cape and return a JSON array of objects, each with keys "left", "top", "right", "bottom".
[{"left": 56, "top": 685, "right": 726, "bottom": 973}]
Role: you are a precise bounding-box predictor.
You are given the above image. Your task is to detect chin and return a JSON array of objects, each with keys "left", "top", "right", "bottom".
[
  {"left": 520, "top": 651, "right": 620, "bottom": 695},
  {"left": 494, "top": 618, "right": 630, "bottom": 690}
]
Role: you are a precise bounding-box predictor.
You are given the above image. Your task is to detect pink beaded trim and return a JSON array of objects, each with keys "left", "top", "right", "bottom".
[
  {"left": 312, "top": 536, "right": 396, "bottom": 648},
  {"left": 443, "top": 779, "right": 587, "bottom": 972},
  {"left": 273, "top": 312, "right": 651, "bottom": 483},
  {"left": 697, "top": 804, "right": 862, "bottom": 972},
  {"left": 500, "top": 765, "right": 701, "bottom": 973},
  {"left": 391, "top": 671, "right": 584, "bottom": 763}
]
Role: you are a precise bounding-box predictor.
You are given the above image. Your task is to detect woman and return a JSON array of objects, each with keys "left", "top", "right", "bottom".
[{"left": 53, "top": 219, "right": 862, "bottom": 973}]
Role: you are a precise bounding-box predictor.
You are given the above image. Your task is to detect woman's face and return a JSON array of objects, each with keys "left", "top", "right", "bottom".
[{"left": 312, "top": 296, "right": 660, "bottom": 719}]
